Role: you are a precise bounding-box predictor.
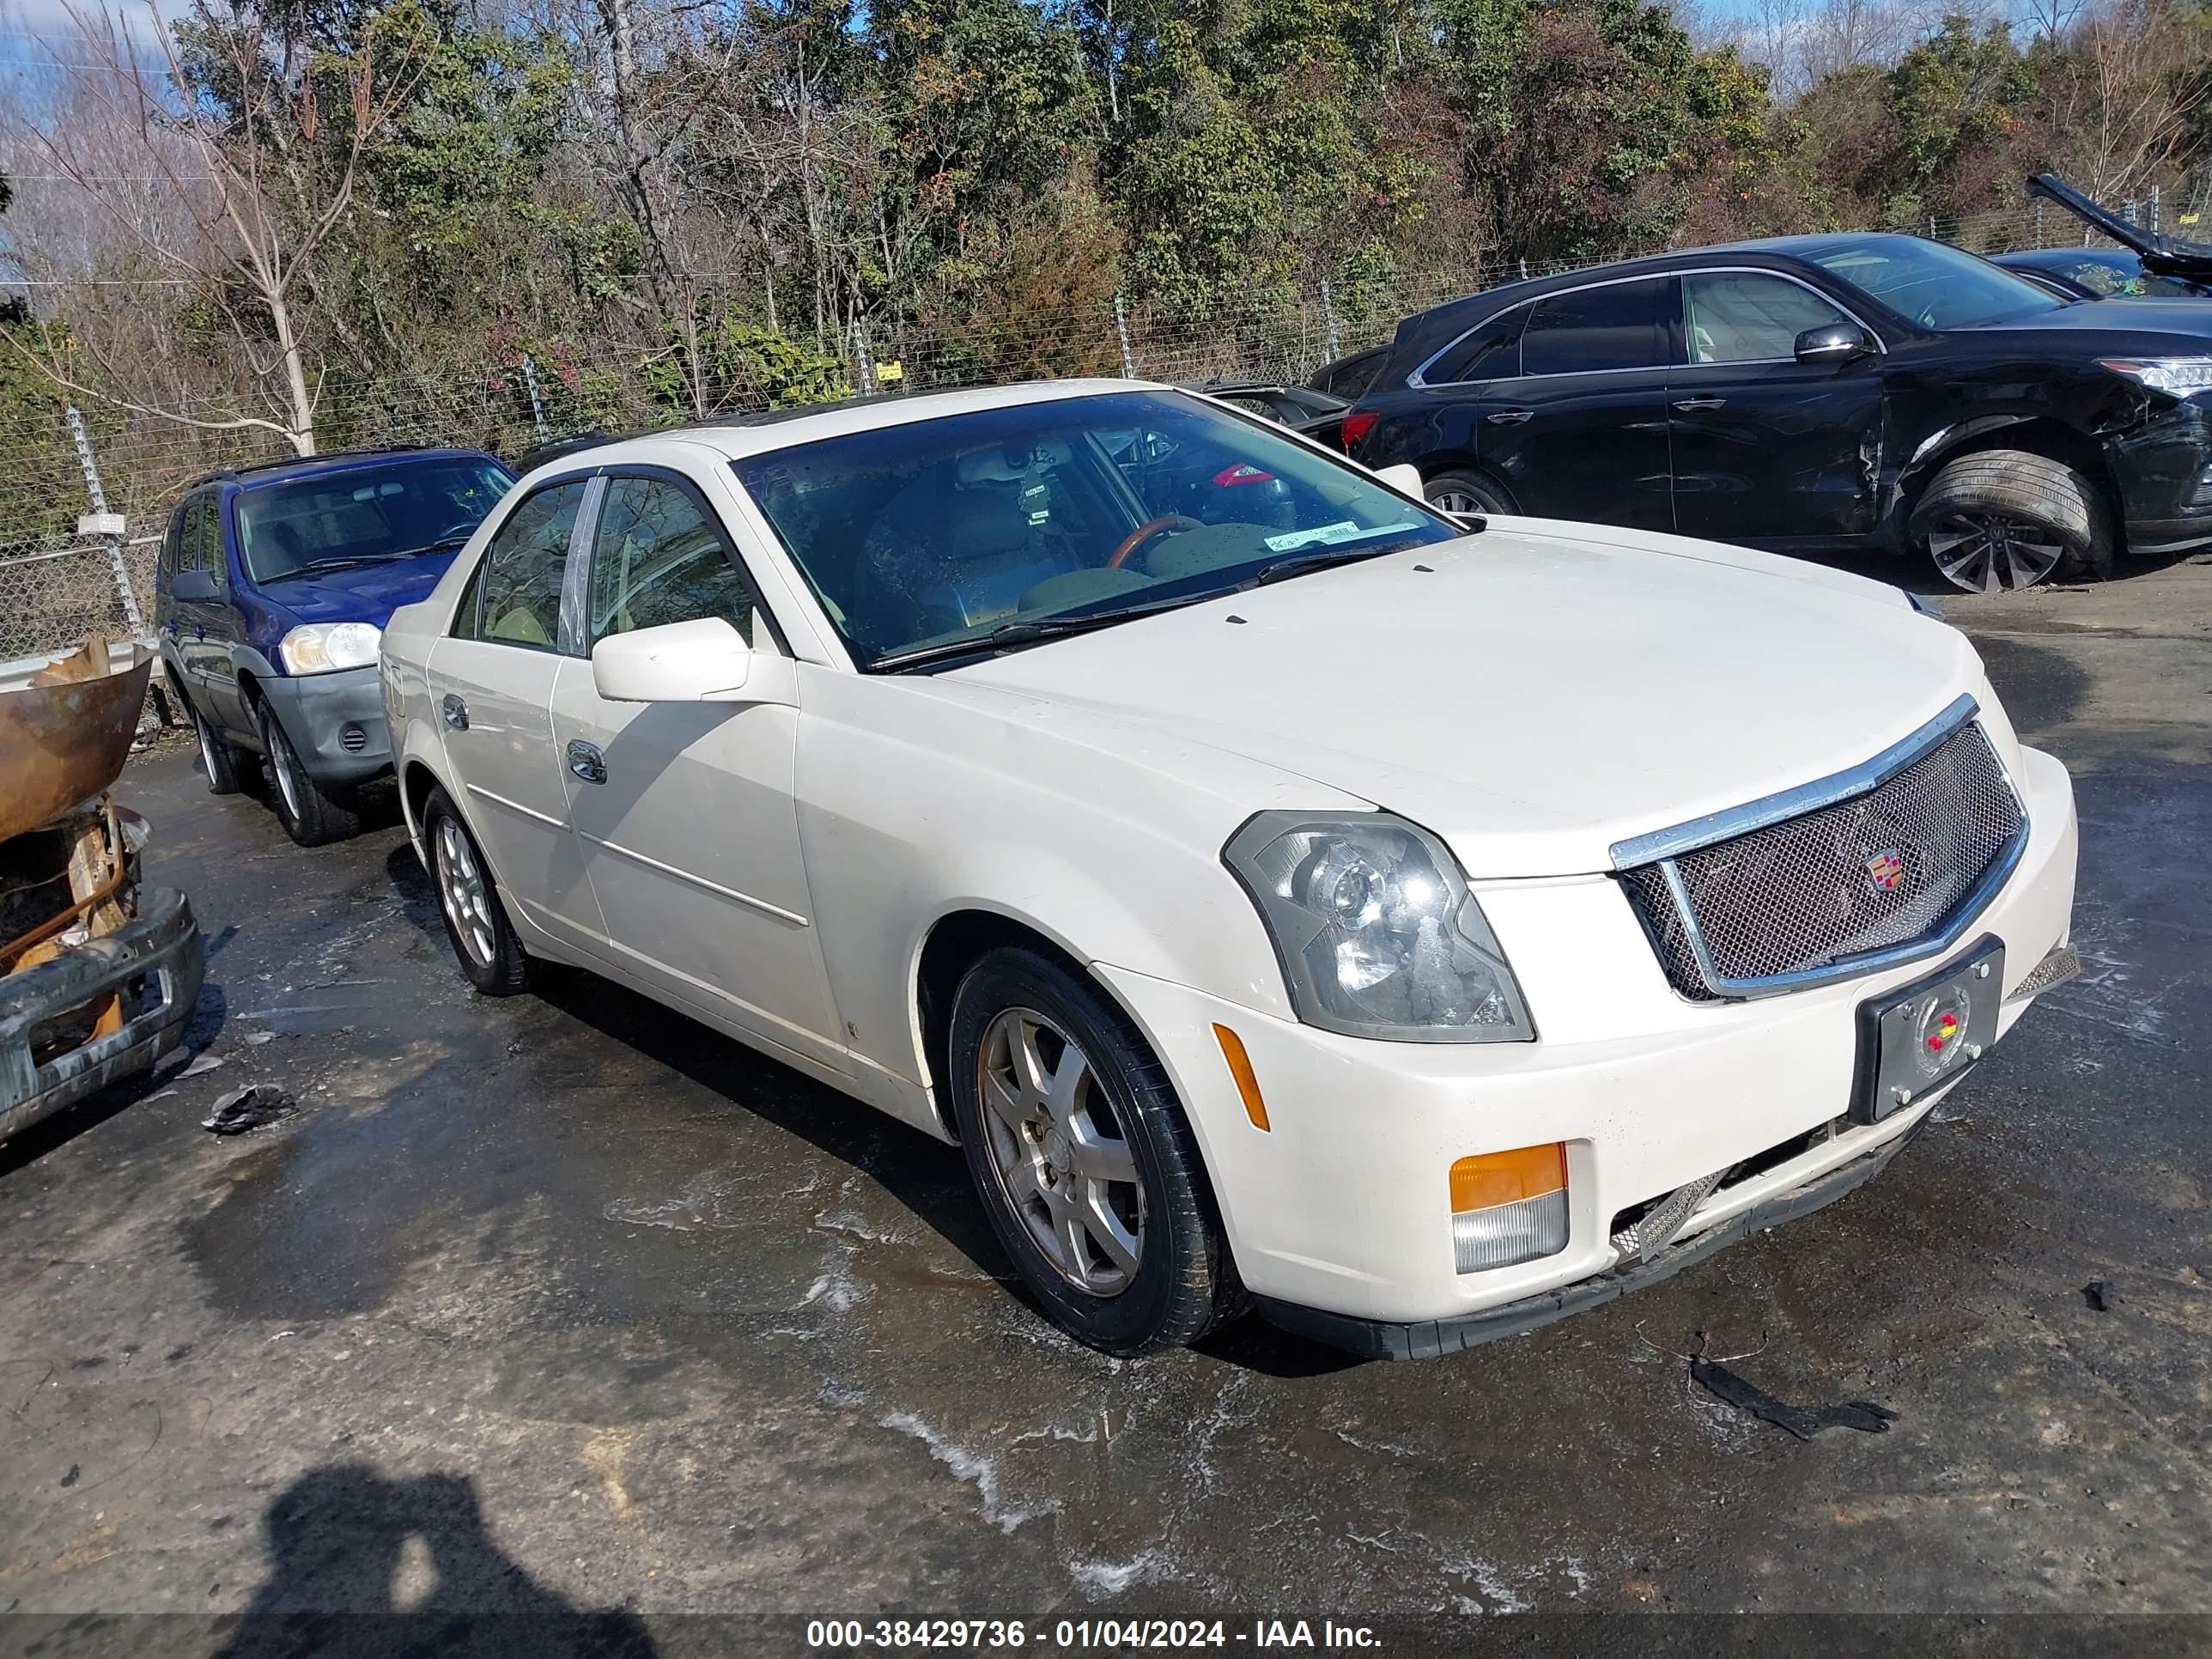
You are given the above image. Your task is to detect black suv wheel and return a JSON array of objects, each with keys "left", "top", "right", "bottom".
[{"left": 1911, "top": 450, "right": 2114, "bottom": 592}]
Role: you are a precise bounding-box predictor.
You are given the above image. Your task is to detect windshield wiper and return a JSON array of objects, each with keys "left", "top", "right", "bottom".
[
  {"left": 867, "top": 595, "right": 1201, "bottom": 672},
  {"left": 390, "top": 533, "right": 476, "bottom": 560},
  {"left": 287, "top": 552, "right": 410, "bottom": 575},
  {"left": 1253, "top": 541, "right": 1423, "bottom": 586}
]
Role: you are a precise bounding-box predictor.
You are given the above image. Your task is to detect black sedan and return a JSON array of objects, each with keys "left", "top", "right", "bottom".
[
  {"left": 1993, "top": 246, "right": 2212, "bottom": 301},
  {"left": 1342, "top": 233, "right": 2212, "bottom": 590}
]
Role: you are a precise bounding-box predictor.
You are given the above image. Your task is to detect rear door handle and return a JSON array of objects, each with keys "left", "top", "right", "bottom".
[
  {"left": 1485, "top": 408, "right": 1533, "bottom": 426},
  {"left": 1672, "top": 396, "right": 1728, "bottom": 411},
  {"left": 567, "top": 739, "right": 607, "bottom": 786},
  {"left": 441, "top": 693, "right": 469, "bottom": 731}
]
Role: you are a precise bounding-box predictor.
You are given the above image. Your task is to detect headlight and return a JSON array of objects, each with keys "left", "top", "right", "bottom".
[
  {"left": 1223, "top": 811, "right": 1534, "bottom": 1042},
  {"left": 1905, "top": 589, "right": 1944, "bottom": 619},
  {"left": 2100, "top": 356, "right": 2212, "bottom": 396},
  {"left": 278, "top": 621, "right": 381, "bottom": 675}
]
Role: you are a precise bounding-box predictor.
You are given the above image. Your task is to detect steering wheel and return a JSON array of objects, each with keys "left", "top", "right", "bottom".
[{"left": 1106, "top": 514, "right": 1200, "bottom": 571}]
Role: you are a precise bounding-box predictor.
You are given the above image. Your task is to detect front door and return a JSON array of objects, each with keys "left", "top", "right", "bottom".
[
  {"left": 547, "top": 468, "right": 842, "bottom": 1066},
  {"left": 1474, "top": 276, "right": 1675, "bottom": 532},
  {"left": 425, "top": 477, "right": 607, "bottom": 952},
  {"left": 1668, "top": 269, "right": 1887, "bottom": 544}
]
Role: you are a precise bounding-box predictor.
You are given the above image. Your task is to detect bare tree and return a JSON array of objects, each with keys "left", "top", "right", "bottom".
[{"left": 2, "top": 1, "right": 430, "bottom": 453}]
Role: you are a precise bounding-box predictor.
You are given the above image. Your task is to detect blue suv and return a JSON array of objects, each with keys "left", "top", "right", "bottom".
[{"left": 156, "top": 447, "right": 515, "bottom": 845}]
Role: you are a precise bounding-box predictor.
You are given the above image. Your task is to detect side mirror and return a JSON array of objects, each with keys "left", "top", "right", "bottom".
[
  {"left": 1375, "top": 463, "right": 1425, "bottom": 499},
  {"left": 170, "top": 568, "right": 222, "bottom": 603},
  {"left": 590, "top": 617, "right": 751, "bottom": 702},
  {"left": 1796, "top": 323, "right": 1872, "bottom": 365}
]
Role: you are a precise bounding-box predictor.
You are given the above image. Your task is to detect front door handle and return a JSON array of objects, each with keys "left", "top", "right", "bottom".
[
  {"left": 567, "top": 739, "right": 607, "bottom": 786},
  {"left": 1485, "top": 408, "right": 1534, "bottom": 426},
  {"left": 441, "top": 693, "right": 469, "bottom": 731},
  {"left": 1672, "top": 396, "right": 1728, "bottom": 411}
]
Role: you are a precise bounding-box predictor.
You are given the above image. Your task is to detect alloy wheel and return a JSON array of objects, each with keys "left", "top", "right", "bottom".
[
  {"left": 1431, "top": 488, "right": 1492, "bottom": 515},
  {"left": 266, "top": 720, "right": 304, "bottom": 820},
  {"left": 1926, "top": 512, "right": 2066, "bottom": 593},
  {"left": 976, "top": 1006, "right": 1145, "bottom": 1296},
  {"left": 434, "top": 816, "right": 496, "bottom": 971}
]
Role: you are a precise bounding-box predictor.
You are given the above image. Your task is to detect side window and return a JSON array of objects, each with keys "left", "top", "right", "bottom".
[
  {"left": 195, "top": 495, "right": 226, "bottom": 583},
  {"left": 162, "top": 501, "right": 189, "bottom": 577},
  {"left": 1682, "top": 272, "right": 1848, "bottom": 364},
  {"left": 586, "top": 475, "right": 755, "bottom": 648},
  {"left": 465, "top": 480, "right": 586, "bottom": 650},
  {"left": 1429, "top": 307, "right": 1528, "bottom": 384},
  {"left": 1520, "top": 278, "right": 1668, "bottom": 377}
]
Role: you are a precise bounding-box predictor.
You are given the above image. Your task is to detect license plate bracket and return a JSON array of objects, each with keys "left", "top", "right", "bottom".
[{"left": 1851, "top": 935, "right": 2005, "bottom": 1126}]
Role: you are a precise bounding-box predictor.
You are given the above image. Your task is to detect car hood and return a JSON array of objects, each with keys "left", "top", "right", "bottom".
[
  {"left": 256, "top": 552, "right": 458, "bottom": 627},
  {"left": 950, "top": 520, "right": 1988, "bottom": 878},
  {"left": 1969, "top": 297, "right": 2212, "bottom": 344}
]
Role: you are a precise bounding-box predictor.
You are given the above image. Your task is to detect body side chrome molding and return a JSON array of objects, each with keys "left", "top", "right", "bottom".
[
  {"left": 465, "top": 781, "right": 567, "bottom": 830},
  {"left": 578, "top": 830, "right": 811, "bottom": 927}
]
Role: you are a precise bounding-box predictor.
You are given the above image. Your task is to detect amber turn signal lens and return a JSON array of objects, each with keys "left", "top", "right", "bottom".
[
  {"left": 1449, "top": 1143, "right": 1566, "bottom": 1214},
  {"left": 1212, "top": 1024, "right": 1269, "bottom": 1132},
  {"left": 1449, "top": 1144, "right": 1570, "bottom": 1274}
]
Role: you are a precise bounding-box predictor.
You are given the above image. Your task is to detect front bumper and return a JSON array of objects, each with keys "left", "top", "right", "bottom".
[
  {"left": 2115, "top": 395, "right": 2212, "bottom": 554},
  {"left": 257, "top": 663, "right": 392, "bottom": 784},
  {"left": 1097, "top": 744, "right": 2078, "bottom": 1343},
  {"left": 1, "top": 889, "right": 204, "bottom": 1141}
]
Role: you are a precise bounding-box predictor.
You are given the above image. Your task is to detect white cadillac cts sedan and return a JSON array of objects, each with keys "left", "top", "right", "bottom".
[{"left": 380, "top": 380, "right": 2079, "bottom": 1359}]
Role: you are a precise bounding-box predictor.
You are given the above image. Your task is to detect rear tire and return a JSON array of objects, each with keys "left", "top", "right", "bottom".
[
  {"left": 1423, "top": 469, "right": 1514, "bottom": 518},
  {"left": 1910, "top": 449, "right": 2113, "bottom": 592},
  {"left": 258, "top": 701, "right": 362, "bottom": 846},
  {"left": 948, "top": 945, "right": 1244, "bottom": 1356},
  {"left": 186, "top": 694, "right": 248, "bottom": 796},
  {"left": 422, "top": 786, "right": 532, "bottom": 995}
]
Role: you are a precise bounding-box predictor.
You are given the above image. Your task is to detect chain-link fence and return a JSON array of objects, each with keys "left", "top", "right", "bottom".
[
  {"left": 0, "top": 533, "right": 156, "bottom": 669},
  {"left": 0, "top": 195, "right": 2146, "bottom": 667}
]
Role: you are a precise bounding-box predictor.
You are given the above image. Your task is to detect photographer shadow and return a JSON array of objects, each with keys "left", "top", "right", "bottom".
[{"left": 217, "top": 1464, "right": 656, "bottom": 1659}]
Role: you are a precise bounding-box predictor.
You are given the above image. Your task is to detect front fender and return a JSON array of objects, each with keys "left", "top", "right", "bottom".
[{"left": 793, "top": 668, "right": 1348, "bottom": 1110}]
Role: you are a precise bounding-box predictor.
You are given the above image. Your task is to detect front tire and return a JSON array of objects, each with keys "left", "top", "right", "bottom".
[
  {"left": 1911, "top": 449, "right": 2112, "bottom": 592},
  {"left": 948, "top": 946, "right": 1243, "bottom": 1356},
  {"left": 422, "top": 786, "right": 532, "bottom": 995},
  {"left": 258, "top": 700, "right": 362, "bottom": 847}
]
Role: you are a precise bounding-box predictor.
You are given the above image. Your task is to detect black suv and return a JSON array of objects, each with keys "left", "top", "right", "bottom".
[{"left": 1342, "top": 233, "right": 2212, "bottom": 590}]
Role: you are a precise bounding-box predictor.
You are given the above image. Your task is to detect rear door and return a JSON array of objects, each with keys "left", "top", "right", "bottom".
[
  {"left": 169, "top": 491, "right": 240, "bottom": 725},
  {"left": 1667, "top": 268, "right": 1887, "bottom": 544},
  {"left": 1471, "top": 276, "right": 1675, "bottom": 530},
  {"left": 424, "top": 477, "right": 608, "bottom": 952},
  {"left": 547, "top": 467, "right": 842, "bottom": 1067}
]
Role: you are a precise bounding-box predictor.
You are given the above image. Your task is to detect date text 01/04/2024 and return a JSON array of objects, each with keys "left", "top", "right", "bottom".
[{"left": 805, "top": 1620, "right": 1383, "bottom": 1649}]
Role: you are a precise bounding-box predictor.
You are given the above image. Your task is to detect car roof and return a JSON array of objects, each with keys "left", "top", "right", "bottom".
[
  {"left": 512, "top": 380, "right": 1179, "bottom": 481},
  {"left": 193, "top": 445, "right": 508, "bottom": 494}
]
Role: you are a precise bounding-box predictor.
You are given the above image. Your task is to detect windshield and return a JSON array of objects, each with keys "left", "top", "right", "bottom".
[
  {"left": 236, "top": 458, "right": 514, "bottom": 582},
  {"left": 732, "top": 389, "right": 1458, "bottom": 668},
  {"left": 1808, "top": 238, "right": 2063, "bottom": 331}
]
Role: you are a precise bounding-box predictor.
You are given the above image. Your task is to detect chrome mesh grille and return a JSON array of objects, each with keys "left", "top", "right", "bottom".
[{"left": 1620, "top": 722, "right": 2024, "bottom": 1000}]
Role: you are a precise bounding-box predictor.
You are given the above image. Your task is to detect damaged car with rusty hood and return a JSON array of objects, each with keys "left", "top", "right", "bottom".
[
  {"left": 379, "top": 380, "right": 2079, "bottom": 1359},
  {"left": 3, "top": 637, "right": 204, "bottom": 1141}
]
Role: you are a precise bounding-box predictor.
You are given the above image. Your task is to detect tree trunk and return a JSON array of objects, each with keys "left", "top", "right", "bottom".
[{"left": 269, "top": 290, "right": 316, "bottom": 455}]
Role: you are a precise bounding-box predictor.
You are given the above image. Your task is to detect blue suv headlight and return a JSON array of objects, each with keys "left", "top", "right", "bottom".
[{"left": 279, "top": 622, "right": 381, "bottom": 674}]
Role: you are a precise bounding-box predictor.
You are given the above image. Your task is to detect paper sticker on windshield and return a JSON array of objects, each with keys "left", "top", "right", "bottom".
[{"left": 1262, "top": 520, "right": 1420, "bottom": 554}]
